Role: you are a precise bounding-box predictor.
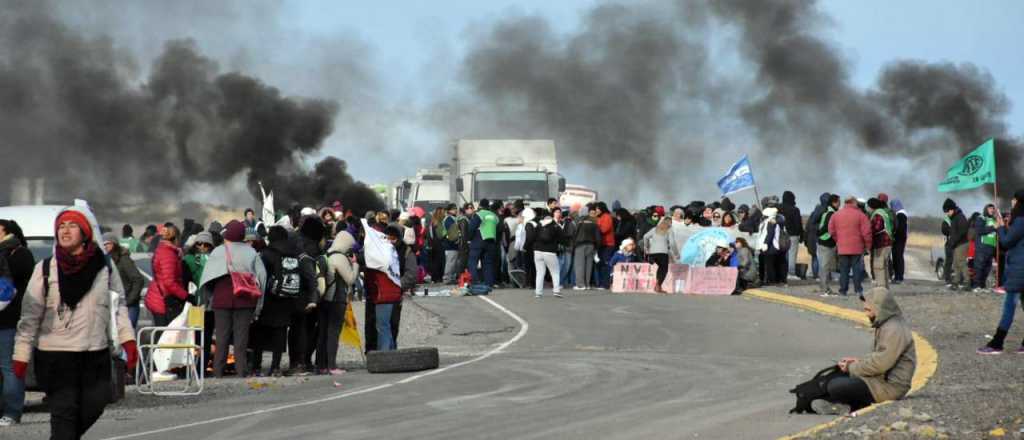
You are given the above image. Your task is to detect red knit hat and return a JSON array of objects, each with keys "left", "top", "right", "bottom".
[
  {"left": 653, "top": 206, "right": 666, "bottom": 217},
  {"left": 223, "top": 220, "right": 246, "bottom": 242},
  {"left": 877, "top": 193, "right": 889, "bottom": 203},
  {"left": 55, "top": 210, "right": 93, "bottom": 241}
]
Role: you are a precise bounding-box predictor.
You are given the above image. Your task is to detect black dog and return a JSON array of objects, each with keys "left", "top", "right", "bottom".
[{"left": 789, "top": 365, "right": 845, "bottom": 414}]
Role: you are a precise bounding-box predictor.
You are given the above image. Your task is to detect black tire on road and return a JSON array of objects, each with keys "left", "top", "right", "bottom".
[
  {"left": 366, "top": 347, "right": 440, "bottom": 374},
  {"left": 935, "top": 259, "right": 945, "bottom": 281}
]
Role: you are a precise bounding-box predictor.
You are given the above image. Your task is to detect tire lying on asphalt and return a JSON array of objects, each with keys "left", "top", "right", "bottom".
[{"left": 366, "top": 347, "right": 440, "bottom": 374}]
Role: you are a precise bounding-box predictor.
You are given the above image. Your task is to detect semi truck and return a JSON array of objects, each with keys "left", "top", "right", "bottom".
[
  {"left": 559, "top": 184, "right": 599, "bottom": 212},
  {"left": 452, "top": 139, "right": 565, "bottom": 209},
  {"left": 388, "top": 166, "right": 452, "bottom": 212}
]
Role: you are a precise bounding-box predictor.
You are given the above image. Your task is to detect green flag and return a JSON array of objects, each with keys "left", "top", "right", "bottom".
[{"left": 938, "top": 139, "right": 996, "bottom": 192}]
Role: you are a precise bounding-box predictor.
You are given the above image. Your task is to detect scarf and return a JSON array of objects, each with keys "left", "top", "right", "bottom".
[{"left": 55, "top": 241, "right": 106, "bottom": 309}]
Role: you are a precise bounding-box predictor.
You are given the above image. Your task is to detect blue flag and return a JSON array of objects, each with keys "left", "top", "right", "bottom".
[{"left": 717, "top": 155, "right": 756, "bottom": 196}]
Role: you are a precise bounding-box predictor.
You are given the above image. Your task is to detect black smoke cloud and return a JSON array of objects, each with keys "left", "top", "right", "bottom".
[
  {"left": 444, "top": 0, "right": 1022, "bottom": 207},
  {"left": 0, "top": 2, "right": 383, "bottom": 216}
]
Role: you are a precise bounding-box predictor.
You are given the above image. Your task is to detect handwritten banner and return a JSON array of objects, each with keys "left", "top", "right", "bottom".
[
  {"left": 686, "top": 267, "right": 738, "bottom": 295},
  {"left": 611, "top": 263, "right": 658, "bottom": 293}
]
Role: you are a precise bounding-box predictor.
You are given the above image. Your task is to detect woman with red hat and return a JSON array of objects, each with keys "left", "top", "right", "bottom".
[{"left": 13, "top": 205, "right": 137, "bottom": 439}]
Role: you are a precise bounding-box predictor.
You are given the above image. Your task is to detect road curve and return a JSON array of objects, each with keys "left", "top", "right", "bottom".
[{"left": 89, "top": 290, "right": 869, "bottom": 440}]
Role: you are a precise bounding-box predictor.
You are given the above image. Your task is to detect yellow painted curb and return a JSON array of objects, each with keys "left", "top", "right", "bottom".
[{"left": 744, "top": 289, "right": 939, "bottom": 440}]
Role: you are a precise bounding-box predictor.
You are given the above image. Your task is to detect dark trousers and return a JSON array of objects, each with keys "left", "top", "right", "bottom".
[
  {"left": 315, "top": 300, "right": 345, "bottom": 370},
  {"left": 943, "top": 246, "right": 954, "bottom": 284},
  {"left": 827, "top": 374, "right": 875, "bottom": 411},
  {"left": 597, "top": 246, "right": 616, "bottom": 288},
  {"left": 892, "top": 240, "right": 907, "bottom": 282},
  {"left": 250, "top": 324, "right": 287, "bottom": 372},
  {"left": 762, "top": 252, "right": 785, "bottom": 285},
  {"left": 650, "top": 253, "right": 669, "bottom": 288},
  {"left": 304, "top": 310, "right": 318, "bottom": 367},
  {"left": 975, "top": 245, "right": 996, "bottom": 288},
  {"left": 35, "top": 349, "right": 111, "bottom": 440},
  {"left": 429, "top": 242, "right": 445, "bottom": 282},
  {"left": 213, "top": 308, "right": 253, "bottom": 377},
  {"left": 837, "top": 255, "right": 866, "bottom": 295},
  {"left": 364, "top": 295, "right": 403, "bottom": 353},
  {"left": 288, "top": 311, "right": 309, "bottom": 369}
]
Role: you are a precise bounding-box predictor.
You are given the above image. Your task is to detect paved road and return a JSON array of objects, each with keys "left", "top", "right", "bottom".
[{"left": 87, "top": 290, "right": 869, "bottom": 440}]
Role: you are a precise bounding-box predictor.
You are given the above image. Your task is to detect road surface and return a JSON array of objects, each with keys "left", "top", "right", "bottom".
[{"left": 87, "top": 289, "right": 869, "bottom": 440}]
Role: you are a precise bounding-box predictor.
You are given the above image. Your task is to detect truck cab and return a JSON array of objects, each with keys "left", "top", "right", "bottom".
[{"left": 453, "top": 140, "right": 565, "bottom": 209}]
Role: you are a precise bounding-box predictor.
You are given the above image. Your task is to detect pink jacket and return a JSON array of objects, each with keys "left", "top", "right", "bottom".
[
  {"left": 145, "top": 240, "right": 188, "bottom": 316},
  {"left": 828, "top": 202, "right": 872, "bottom": 256}
]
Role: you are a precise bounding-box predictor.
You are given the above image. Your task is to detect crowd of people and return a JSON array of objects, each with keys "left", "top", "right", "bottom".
[{"left": 1, "top": 187, "right": 1022, "bottom": 436}]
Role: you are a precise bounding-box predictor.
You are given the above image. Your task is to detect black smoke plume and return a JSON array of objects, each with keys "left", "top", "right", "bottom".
[{"left": 0, "top": 2, "right": 382, "bottom": 217}]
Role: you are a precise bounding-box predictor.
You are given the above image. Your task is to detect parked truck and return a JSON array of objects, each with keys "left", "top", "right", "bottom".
[
  {"left": 388, "top": 166, "right": 452, "bottom": 213},
  {"left": 452, "top": 139, "right": 565, "bottom": 209}
]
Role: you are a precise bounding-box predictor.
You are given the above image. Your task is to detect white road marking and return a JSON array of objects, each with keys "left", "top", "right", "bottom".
[{"left": 100, "top": 295, "right": 529, "bottom": 440}]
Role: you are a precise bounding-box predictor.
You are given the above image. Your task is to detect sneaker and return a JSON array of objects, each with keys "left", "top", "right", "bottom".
[
  {"left": 820, "top": 291, "right": 834, "bottom": 297},
  {"left": 573, "top": 286, "right": 587, "bottom": 291},
  {"left": 534, "top": 293, "right": 543, "bottom": 298},
  {"left": 945, "top": 283, "right": 954, "bottom": 289},
  {"left": 994, "top": 287, "right": 1007, "bottom": 294},
  {"left": 977, "top": 346, "right": 1004, "bottom": 355},
  {"left": 948, "top": 284, "right": 960, "bottom": 291},
  {"left": 270, "top": 369, "right": 283, "bottom": 378},
  {"left": 553, "top": 292, "right": 563, "bottom": 298},
  {"left": 328, "top": 368, "right": 346, "bottom": 376},
  {"left": 0, "top": 416, "right": 18, "bottom": 427},
  {"left": 973, "top": 287, "right": 985, "bottom": 293},
  {"left": 152, "top": 371, "right": 177, "bottom": 382}
]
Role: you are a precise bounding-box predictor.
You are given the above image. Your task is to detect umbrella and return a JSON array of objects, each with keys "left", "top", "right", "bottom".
[{"left": 679, "top": 227, "right": 733, "bottom": 267}]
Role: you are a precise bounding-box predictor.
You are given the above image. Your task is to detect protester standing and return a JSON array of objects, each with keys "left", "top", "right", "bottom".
[
  {"left": 527, "top": 209, "right": 564, "bottom": 298},
  {"left": 973, "top": 204, "right": 998, "bottom": 292},
  {"left": 572, "top": 207, "right": 599, "bottom": 290},
  {"left": 890, "top": 199, "right": 909, "bottom": 284},
  {"left": 317, "top": 231, "right": 359, "bottom": 375},
  {"left": 595, "top": 202, "right": 616, "bottom": 289},
  {"left": 805, "top": 193, "right": 832, "bottom": 280},
  {"left": 817, "top": 195, "right": 840, "bottom": 296},
  {"left": 942, "top": 198, "right": 970, "bottom": 290},
  {"left": 0, "top": 220, "right": 33, "bottom": 427},
  {"left": 781, "top": 191, "right": 804, "bottom": 278},
  {"left": 756, "top": 205, "right": 787, "bottom": 286},
  {"left": 643, "top": 218, "right": 672, "bottom": 293},
  {"left": 198, "top": 220, "right": 267, "bottom": 378},
  {"left": 867, "top": 198, "right": 893, "bottom": 288},
  {"left": 829, "top": 196, "right": 872, "bottom": 298},
  {"left": 101, "top": 233, "right": 145, "bottom": 330},
  {"left": 442, "top": 204, "right": 461, "bottom": 284},
  {"left": 146, "top": 225, "right": 188, "bottom": 327},
  {"left": 14, "top": 206, "right": 136, "bottom": 439}
]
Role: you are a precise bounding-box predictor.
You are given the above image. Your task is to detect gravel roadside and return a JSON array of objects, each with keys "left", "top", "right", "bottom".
[{"left": 759, "top": 278, "right": 1021, "bottom": 439}]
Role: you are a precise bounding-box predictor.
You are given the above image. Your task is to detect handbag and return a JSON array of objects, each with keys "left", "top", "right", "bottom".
[{"left": 225, "top": 244, "right": 261, "bottom": 299}]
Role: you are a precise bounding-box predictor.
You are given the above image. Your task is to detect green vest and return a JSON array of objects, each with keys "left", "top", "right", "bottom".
[
  {"left": 119, "top": 237, "right": 140, "bottom": 253},
  {"left": 872, "top": 209, "right": 893, "bottom": 239},
  {"left": 478, "top": 210, "right": 499, "bottom": 241},
  {"left": 818, "top": 207, "right": 835, "bottom": 241},
  {"left": 981, "top": 217, "right": 998, "bottom": 247}
]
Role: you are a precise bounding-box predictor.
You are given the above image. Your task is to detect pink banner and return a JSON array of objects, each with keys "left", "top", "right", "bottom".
[
  {"left": 611, "top": 263, "right": 658, "bottom": 293},
  {"left": 685, "top": 267, "right": 738, "bottom": 295}
]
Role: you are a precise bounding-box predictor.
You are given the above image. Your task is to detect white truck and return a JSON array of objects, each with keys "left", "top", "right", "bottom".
[
  {"left": 452, "top": 139, "right": 565, "bottom": 209},
  {"left": 388, "top": 167, "right": 453, "bottom": 213},
  {"left": 559, "top": 184, "right": 599, "bottom": 212}
]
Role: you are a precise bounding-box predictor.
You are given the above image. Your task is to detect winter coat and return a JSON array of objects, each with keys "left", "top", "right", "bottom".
[
  {"left": 804, "top": 193, "right": 831, "bottom": 254},
  {"left": 944, "top": 210, "right": 969, "bottom": 250},
  {"left": 111, "top": 247, "right": 145, "bottom": 308},
  {"left": 780, "top": 191, "right": 804, "bottom": 239},
  {"left": 145, "top": 240, "right": 188, "bottom": 316},
  {"left": 257, "top": 239, "right": 315, "bottom": 327},
  {"left": 526, "top": 218, "right": 563, "bottom": 254},
  {"left": 736, "top": 247, "right": 757, "bottom": 282},
  {"left": 608, "top": 251, "right": 638, "bottom": 268},
  {"left": 998, "top": 218, "right": 1024, "bottom": 291},
  {"left": 668, "top": 221, "right": 700, "bottom": 260},
  {"left": 643, "top": 227, "right": 671, "bottom": 255},
  {"left": 848, "top": 288, "right": 916, "bottom": 403},
  {"left": 0, "top": 236, "right": 35, "bottom": 329},
  {"left": 326, "top": 231, "right": 360, "bottom": 302},
  {"left": 15, "top": 256, "right": 135, "bottom": 363},
  {"left": 756, "top": 208, "right": 787, "bottom": 254},
  {"left": 597, "top": 213, "right": 615, "bottom": 248},
  {"left": 574, "top": 217, "right": 600, "bottom": 247},
  {"left": 894, "top": 211, "right": 909, "bottom": 246},
  {"left": 828, "top": 202, "right": 872, "bottom": 256},
  {"left": 614, "top": 213, "right": 637, "bottom": 246},
  {"left": 870, "top": 211, "right": 893, "bottom": 249},
  {"left": 199, "top": 242, "right": 268, "bottom": 314}
]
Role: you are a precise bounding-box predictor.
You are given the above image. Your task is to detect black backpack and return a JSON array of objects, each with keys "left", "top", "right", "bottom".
[
  {"left": 789, "top": 365, "right": 844, "bottom": 414},
  {"left": 272, "top": 255, "right": 303, "bottom": 298}
]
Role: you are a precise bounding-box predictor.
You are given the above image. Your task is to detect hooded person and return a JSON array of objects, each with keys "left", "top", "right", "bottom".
[
  {"left": 866, "top": 198, "right": 893, "bottom": 289},
  {"left": 314, "top": 231, "right": 360, "bottom": 375},
  {"left": 101, "top": 232, "right": 145, "bottom": 329},
  {"left": 14, "top": 203, "right": 136, "bottom": 437},
  {"left": 978, "top": 190, "right": 1024, "bottom": 354},
  {"left": 198, "top": 220, "right": 267, "bottom": 378},
  {"left": 525, "top": 209, "right": 564, "bottom": 298},
  {"left": 942, "top": 198, "right": 970, "bottom": 290},
  {"left": 821, "top": 287, "right": 916, "bottom": 413},
  {"left": 780, "top": 191, "right": 804, "bottom": 278},
  {"left": 756, "top": 206, "right": 787, "bottom": 285},
  {"left": 805, "top": 193, "right": 833, "bottom": 280},
  {"left": 890, "top": 199, "right": 909, "bottom": 284},
  {"left": 294, "top": 216, "right": 328, "bottom": 370},
  {"left": 252, "top": 226, "right": 316, "bottom": 376}
]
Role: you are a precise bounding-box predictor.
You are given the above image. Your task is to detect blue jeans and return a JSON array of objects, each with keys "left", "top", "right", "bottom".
[
  {"left": 127, "top": 305, "right": 140, "bottom": 330},
  {"left": 998, "top": 291, "right": 1024, "bottom": 331},
  {"left": 558, "top": 253, "right": 574, "bottom": 287},
  {"left": 0, "top": 328, "right": 25, "bottom": 420},
  {"left": 811, "top": 254, "right": 819, "bottom": 279},
  {"left": 375, "top": 304, "right": 396, "bottom": 351},
  {"left": 837, "top": 255, "right": 865, "bottom": 295},
  {"left": 467, "top": 246, "right": 484, "bottom": 285},
  {"left": 597, "top": 247, "right": 615, "bottom": 288}
]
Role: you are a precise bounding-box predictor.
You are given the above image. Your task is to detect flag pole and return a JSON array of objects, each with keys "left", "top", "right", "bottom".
[
  {"left": 995, "top": 179, "right": 1001, "bottom": 290},
  {"left": 748, "top": 156, "right": 762, "bottom": 209}
]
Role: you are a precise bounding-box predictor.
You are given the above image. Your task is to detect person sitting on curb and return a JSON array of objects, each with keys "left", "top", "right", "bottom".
[{"left": 815, "top": 287, "right": 916, "bottom": 414}]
